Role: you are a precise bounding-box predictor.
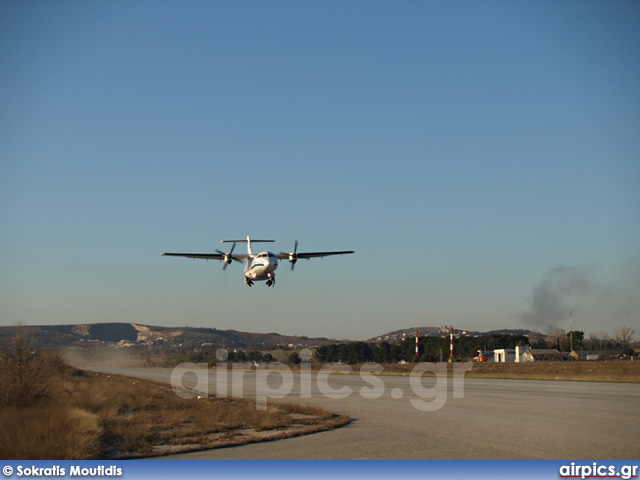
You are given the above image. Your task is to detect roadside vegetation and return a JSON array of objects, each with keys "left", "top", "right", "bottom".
[{"left": 0, "top": 329, "right": 350, "bottom": 460}]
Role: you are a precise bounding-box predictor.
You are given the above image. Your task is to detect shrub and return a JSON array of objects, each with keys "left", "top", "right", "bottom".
[{"left": 0, "top": 330, "right": 65, "bottom": 408}]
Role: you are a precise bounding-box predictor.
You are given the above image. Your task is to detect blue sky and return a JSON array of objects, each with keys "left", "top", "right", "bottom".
[{"left": 1, "top": 1, "right": 639, "bottom": 340}]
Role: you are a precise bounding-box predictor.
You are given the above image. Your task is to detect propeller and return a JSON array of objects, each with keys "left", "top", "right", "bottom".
[
  {"left": 280, "top": 240, "right": 299, "bottom": 271},
  {"left": 215, "top": 243, "right": 240, "bottom": 271}
]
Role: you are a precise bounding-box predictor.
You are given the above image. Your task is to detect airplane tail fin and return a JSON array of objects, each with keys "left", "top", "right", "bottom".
[{"left": 221, "top": 237, "right": 274, "bottom": 256}]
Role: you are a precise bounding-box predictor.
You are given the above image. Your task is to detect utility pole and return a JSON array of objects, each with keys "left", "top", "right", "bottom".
[
  {"left": 570, "top": 310, "right": 573, "bottom": 350},
  {"left": 569, "top": 309, "right": 577, "bottom": 360},
  {"left": 449, "top": 326, "right": 454, "bottom": 363}
]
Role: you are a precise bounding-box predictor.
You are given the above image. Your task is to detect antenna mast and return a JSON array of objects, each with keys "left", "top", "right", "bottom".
[
  {"left": 569, "top": 309, "right": 578, "bottom": 360},
  {"left": 570, "top": 309, "right": 573, "bottom": 351}
]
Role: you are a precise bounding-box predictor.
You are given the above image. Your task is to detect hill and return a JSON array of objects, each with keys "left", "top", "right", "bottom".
[
  {"left": 0, "top": 323, "right": 343, "bottom": 351},
  {"left": 367, "top": 326, "right": 537, "bottom": 344}
]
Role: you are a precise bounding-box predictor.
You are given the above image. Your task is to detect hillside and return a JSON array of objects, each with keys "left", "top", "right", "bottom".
[
  {"left": 0, "top": 323, "right": 342, "bottom": 351},
  {"left": 368, "top": 326, "right": 535, "bottom": 344}
]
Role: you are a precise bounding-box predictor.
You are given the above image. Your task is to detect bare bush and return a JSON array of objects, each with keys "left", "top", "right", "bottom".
[
  {"left": 614, "top": 325, "right": 636, "bottom": 354},
  {"left": 0, "top": 329, "right": 66, "bottom": 408}
]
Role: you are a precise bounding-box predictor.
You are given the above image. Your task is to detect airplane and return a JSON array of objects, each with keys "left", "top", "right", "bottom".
[{"left": 161, "top": 236, "right": 354, "bottom": 287}]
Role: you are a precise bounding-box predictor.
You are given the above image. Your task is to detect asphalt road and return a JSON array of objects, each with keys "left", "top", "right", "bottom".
[{"left": 91, "top": 366, "right": 639, "bottom": 459}]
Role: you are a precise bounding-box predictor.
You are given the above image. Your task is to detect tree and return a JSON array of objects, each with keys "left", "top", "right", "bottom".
[
  {"left": 614, "top": 326, "right": 636, "bottom": 354},
  {"left": 289, "top": 351, "right": 301, "bottom": 364},
  {"left": 527, "top": 330, "right": 544, "bottom": 348},
  {"left": 569, "top": 331, "right": 584, "bottom": 350},
  {"left": 0, "top": 327, "right": 62, "bottom": 408},
  {"left": 373, "top": 342, "right": 394, "bottom": 364},
  {"left": 247, "top": 350, "right": 262, "bottom": 363},
  {"left": 586, "top": 332, "right": 599, "bottom": 350},
  {"left": 547, "top": 328, "right": 567, "bottom": 351},
  {"left": 232, "top": 350, "right": 247, "bottom": 362}
]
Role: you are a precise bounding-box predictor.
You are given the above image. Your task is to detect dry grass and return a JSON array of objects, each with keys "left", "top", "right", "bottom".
[
  {"left": 0, "top": 406, "right": 101, "bottom": 459},
  {"left": 0, "top": 331, "right": 350, "bottom": 459},
  {"left": 360, "top": 359, "right": 640, "bottom": 382},
  {"left": 464, "top": 360, "right": 640, "bottom": 382},
  {"left": 73, "top": 373, "right": 350, "bottom": 458}
]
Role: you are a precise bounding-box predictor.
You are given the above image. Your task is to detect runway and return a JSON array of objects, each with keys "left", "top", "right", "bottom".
[{"left": 91, "top": 366, "right": 639, "bottom": 459}]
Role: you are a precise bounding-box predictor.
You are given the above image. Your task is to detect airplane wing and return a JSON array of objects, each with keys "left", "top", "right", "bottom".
[
  {"left": 275, "top": 251, "right": 354, "bottom": 260},
  {"left": 161, "top": 253, "right": 250, "bottom": 261}
]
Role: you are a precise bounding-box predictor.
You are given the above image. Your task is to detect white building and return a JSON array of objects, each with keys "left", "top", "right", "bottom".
[{"left": 494, "top": 345, "right": 533, "bottom": 362}]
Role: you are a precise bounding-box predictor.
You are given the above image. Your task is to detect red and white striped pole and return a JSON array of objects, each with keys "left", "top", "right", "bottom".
[
  {"left": 415, "top": 329, "right": 419, "bottom": 359},
  {"left": 449, "top": 326, "right": 454, "bottom": 362}
]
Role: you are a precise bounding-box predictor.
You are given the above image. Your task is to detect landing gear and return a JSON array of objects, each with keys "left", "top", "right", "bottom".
[
  {"left": 245, "top": 278, "right": 254, "bottom": 287},
  {"left": 266, "top": 274, "right": 276, "bottom": 287}
]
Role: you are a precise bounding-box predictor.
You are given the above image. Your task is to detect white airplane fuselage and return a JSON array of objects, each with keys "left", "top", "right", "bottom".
[
  {"left": 161, "top": 235, "right": 354, "bottom": 288},
  {"left": 244, "top": 251, "right": 279, "bottom": 283}
]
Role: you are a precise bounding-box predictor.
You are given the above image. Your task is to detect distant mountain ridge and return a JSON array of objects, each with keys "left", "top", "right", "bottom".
[
  {"left": 0, "top": 322, "right": 538, "bottom": 351},
  {"left": 0, "top": 323, "right": 342, "bottom": 350}
]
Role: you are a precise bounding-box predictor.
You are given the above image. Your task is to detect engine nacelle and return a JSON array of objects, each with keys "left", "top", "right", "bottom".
[
  {"left": 288, "top": 254, "right": 297, "bottom": 264},
  {"left": 224, "top": 255, "right": 233, "bottom": 265}
]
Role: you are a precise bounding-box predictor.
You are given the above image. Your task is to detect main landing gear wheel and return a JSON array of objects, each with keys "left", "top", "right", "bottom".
[{"left": 266, "top": 274, "right": 276, "bottom": 287}]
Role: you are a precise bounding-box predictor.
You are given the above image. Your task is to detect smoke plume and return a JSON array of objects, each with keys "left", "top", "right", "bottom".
[{"left": 519, "top": 265, "right": 598, "bottom": 333}]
